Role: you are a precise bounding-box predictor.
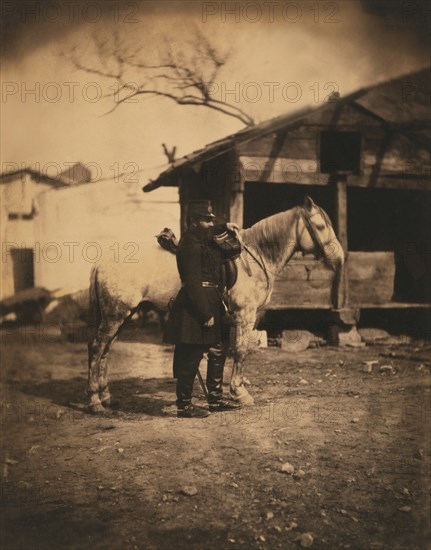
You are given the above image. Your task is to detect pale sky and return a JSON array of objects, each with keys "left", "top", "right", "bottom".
[{"left": 1, "top": 0, "right": 429, "bottom": 198}]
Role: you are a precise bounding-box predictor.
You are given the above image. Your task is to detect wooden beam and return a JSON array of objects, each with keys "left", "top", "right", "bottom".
[
  {"left": 178, "top": 177, "right": 188, "bottom": 235},
  {"left": 333, "top": 176, "right": 349, "bottom": 310},
  {"left": 334, "top": 177, "right": 348, "bottom": 251}
]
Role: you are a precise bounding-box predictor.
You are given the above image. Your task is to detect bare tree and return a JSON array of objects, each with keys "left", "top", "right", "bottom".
[{"left": 68, "top": 29, "right": 255, "bottom": 127}]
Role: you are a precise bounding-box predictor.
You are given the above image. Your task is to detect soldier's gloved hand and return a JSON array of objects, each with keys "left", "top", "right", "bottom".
[
  {"left": 203, "top": 317, "right": 215, "bottom": 328},
  {"left": 226, "top": 222, "right": 239, "bottom": 232}
]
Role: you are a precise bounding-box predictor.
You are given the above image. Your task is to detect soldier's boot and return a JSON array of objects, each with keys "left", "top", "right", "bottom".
[
  {"left": 176, "top": 373, "right": 209, "bottom": 418},
  {"left": 207, "top": 343, "right": 243, "bottom": 412}
]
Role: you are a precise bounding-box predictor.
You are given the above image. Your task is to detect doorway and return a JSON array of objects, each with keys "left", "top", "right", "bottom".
[{"left": 11, "top": 248, "right": 35, "bottom": 293}]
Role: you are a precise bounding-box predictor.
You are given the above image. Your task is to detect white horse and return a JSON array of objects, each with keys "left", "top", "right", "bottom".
[{"left": 87, "top": 196, "right": 344, "bottom": 413}]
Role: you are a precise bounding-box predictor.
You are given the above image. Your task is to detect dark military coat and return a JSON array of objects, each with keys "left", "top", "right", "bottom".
[{"left": 165, "top": 224, "right": 228, "bottom": 345}]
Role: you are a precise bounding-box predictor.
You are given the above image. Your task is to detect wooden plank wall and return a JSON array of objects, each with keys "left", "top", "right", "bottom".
[
  {"left": 237, "top": 102, "right": 431, "bottom": 190},
  {"left": 267, "top": 252, "right": 395, "bottom": 309},
  {"left": 269, "top": 257, "right": 333, "bottom": 308}
]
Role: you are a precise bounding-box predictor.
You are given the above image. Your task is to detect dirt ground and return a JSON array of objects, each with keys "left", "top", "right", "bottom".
[{"left": 1, "top": 324, "right": 430, "bottom": 550}]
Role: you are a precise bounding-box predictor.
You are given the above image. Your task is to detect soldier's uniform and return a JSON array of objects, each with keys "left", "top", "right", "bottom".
[{"left": 165, "top": 200, "right": 242, "bottom": 418}]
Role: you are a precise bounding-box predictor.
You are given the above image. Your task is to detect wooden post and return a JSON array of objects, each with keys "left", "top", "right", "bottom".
[
  {"left": 178, "top": 177, "right": 188, "bottom": 235},
  {"left": 334, "top": 175, "right": 349, "bottom": 309},
  {"left": 230, "top": 191, "right": 243, "bottom": 227},
  {"left": 335, "top": 177, "right": 348, "bottom": 253},
  {"left": 229, "top": 154, "right": 244, "bottom": 226},
  {"left": 328, "top": 174, "right": 359, "bottom": 344}
]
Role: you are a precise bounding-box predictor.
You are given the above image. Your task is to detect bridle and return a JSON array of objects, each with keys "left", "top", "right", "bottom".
[
  {"left": 232, "top": 205, "right": 337, "bottom": 307},
  {"left": 297, "top": 206, "right": 336, "bottom": 261}
]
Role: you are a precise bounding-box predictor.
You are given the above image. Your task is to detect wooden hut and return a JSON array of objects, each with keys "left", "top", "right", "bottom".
[{"left": 144, "top": 68, "right": 431, "bottom": 334}]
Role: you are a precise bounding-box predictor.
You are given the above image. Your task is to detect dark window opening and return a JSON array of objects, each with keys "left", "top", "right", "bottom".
[
  {"left": 243, "top": 182, "right": 334, "bottom": 228},
  {"left": 320, "top": 131, "right": 361, "bottom": 175},
  {"left": 8, "top": 212, "right": 34, "bottom": 220},
  {"left": 11, "top": 248, "right": 35, "bottom": 293},
  {"left": 347, "top": 188, "right": 430, "bottom": 303}
]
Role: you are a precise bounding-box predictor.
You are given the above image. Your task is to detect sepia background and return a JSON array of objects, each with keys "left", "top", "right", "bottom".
[{"left": 1, "top": 1, "right": 430, "bottom": 549}]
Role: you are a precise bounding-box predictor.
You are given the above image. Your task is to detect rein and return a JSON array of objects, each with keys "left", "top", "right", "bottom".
[
  {"left": 231, "top": 205, "right": 336, "bottom": 308},
  {"left": 235, "top": 230, "right": 272, "bottom": 305}
]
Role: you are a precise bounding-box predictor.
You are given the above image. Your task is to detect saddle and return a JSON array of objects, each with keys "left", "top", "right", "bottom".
[{"left": 156, "top": 227, "right": 239, "bottom": 290}]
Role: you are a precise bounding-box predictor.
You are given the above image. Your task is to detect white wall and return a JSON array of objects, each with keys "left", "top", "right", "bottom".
[
  {"left": 32, "top": 181, "right": 179, "bottom": 292},
  {"left": 0, "top": 173, "right": 51, "bottom": 215}
]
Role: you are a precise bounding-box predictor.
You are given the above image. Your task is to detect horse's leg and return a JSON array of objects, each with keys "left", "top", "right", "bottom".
[
  {"left": 87, "top": 314, "right": 128, "bottom": 413},
  {"left": 98, "top": 319, "right": 127, "bottom": 407},
  {"left": 87, "top": 335, "right": 108, "bottom": 414},
  {"left": 229, "top": 310, "right": 256, "bottom": 405}
]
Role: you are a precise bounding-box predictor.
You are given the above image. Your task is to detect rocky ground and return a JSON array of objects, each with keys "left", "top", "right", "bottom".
[{"left": 1, "top": 324, "right": 430, "bottom": 549}]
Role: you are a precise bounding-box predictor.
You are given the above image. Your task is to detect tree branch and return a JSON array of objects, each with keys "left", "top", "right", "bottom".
[{"left": 68, "top": 31, "right": 255, "bottom": 127}]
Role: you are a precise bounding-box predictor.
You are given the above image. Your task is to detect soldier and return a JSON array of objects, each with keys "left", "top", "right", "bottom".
[{"left": 165, "top": 200, "right": 243, "bottom": 418}]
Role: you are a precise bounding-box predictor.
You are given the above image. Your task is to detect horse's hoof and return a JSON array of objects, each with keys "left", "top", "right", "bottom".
[
  {"left": 230, "top": 387, "right": 255, "bottom": 406},
  {"left": 237, "top": 393, "right": 255, "bottom": 406},
  {"left": 87, "top": 403, "right": 108, "bottom": 415},
  {"left": 101, "top": 399, "right": 119, "bottom": 410}
]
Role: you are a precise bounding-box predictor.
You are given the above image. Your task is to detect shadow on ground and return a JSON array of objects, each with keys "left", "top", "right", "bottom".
[{"left": 19, "top": 376, "right": 175, "bottom": 417}]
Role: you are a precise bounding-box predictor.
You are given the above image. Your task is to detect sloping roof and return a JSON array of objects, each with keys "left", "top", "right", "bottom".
[
  {"left": 143, "top": 105, "right": 315, "bottom": 191},
  {"left": 59, "top": 162, "right": 92, "bottom": 184},
  {"left": 0, "top": 168, "right": 68, "bottom": 187},
  {"left": 348, "top": 67, "right": 431, "bottom": 148},
  {"left": 0, "top": 163, "right": 92, "bottom": 187},
  {"left": 143, "top": 67, "right": 431, "bottom": 192}
]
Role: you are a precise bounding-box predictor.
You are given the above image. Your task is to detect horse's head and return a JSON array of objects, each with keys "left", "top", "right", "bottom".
[{"left": 296, "top": 196, "right": 344, "bottom": 270}]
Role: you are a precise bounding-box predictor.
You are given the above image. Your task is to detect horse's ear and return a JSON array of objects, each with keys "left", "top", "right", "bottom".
[{"left": 303, "top": 195, "right": 315, "bottom": 211}]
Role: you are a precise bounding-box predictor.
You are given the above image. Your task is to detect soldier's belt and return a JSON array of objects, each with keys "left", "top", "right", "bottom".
[{"left": 182, "top": 282, "right": 218, "bottom": 288}]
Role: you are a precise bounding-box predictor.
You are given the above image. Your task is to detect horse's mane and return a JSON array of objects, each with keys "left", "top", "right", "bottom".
[{"left": 242, "top": 208, "right": 299, "bottom": 264}]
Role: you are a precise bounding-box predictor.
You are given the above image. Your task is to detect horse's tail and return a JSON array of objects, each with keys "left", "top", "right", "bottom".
[{"left": 89, "top": 266, "right": 101, "bottom": 340}]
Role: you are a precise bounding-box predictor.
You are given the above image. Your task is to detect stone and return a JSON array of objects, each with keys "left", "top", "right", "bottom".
[
  {"left": 281, "top": 330, "right": 312, "bottom": 352},
  {"left": 358, "top": 328, "right": 391, "bottom": 343},
  {"left": 414, "top": 449, "right": 424, "bottom": 460},
  {"left": 399, "top": 506, "right": 411, "bottom": 512},
  {"left": 180, "top": 485, "right": 198, "bottom": 496},
  {"left": 346, "top": 341, "right": 366, "bottom": 348},
  {"left": 299, "top": 532, "right": 314, "bottom": 547},
  {"left": 280, "top": 462, "right": 295, "bottom": 474},
  {"left": 380, "top": 365, "right": 394, "bottom": 373},
  {"left": 338, "top": 326, "right": 363, "bottom": 347}
]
